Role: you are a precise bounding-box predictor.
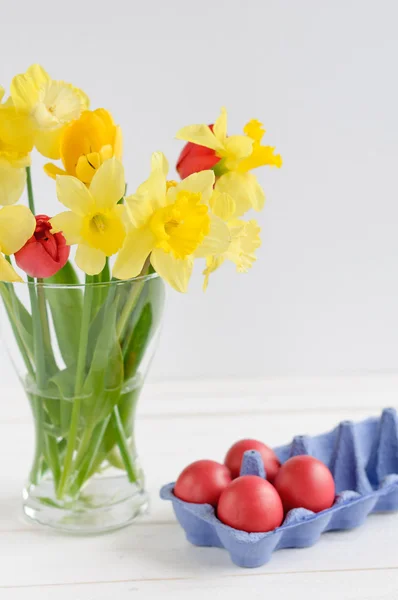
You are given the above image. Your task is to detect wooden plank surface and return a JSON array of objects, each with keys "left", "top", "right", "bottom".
[{"left": 0, "top": 377, "right": 397, "bottom": 597}]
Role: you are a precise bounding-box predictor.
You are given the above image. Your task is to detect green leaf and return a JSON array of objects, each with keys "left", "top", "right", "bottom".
[
  {"left": 123, "top": 276, "right": 165, "bottom": 380},
  {"left": 45, "top": 262, "right": 83, "bottom": 367},
  {"left": 81, "top": 296, "right": 124, "bottom": 428}
]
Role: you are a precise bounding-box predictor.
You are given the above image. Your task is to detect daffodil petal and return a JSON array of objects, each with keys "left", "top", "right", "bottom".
[
  {"left": 151, "top": 151, "right": 169, "bottom": 176},
  {"left": 194, "top": 214, "right": 230, "bottom": 258},
  {"left": 27, "top": 64, "right": 51, "bottom": 88},
  {"left": 0, "top": 254, "right": 22, "bottom": 282},
  {"left": 0, "top": 107, "right": 35, "bottom": 155},
  {"left": 209, "top": 190, "right": 236, "bottom": 221},
  {"left": 89, "top": 157, "right": 125, "bottom": 209},
  {"left": 215, "top": 171, "right": 265, "bottom": 216},
  {"left": 203, "top": 255, "right": 225, "bottom": 291},
  {"left": 176, "top": 124, "right": 223, "bottom": 152},
  {"left": 125, "top": 194, "right": 153, "bottom": 229},
  {"left": 75, "top": 244, "right": 106, "bottom": 275},
  {"left": 213, "top": 107, "right": 227, "bottom": 144},
  {"left": 136, "top": 167, "right": 167, "bottom": 211},
  {"left": 11, "top": 72, "right": 39, "bottom": 112},
  {"left": 35, "top": 125, "right": 66, "bottom": 160},
  {"left": 114, "top": 125, "right": 123, "bottom": 159},
  {"left": 0, "top": 163, "right": 26, "bottom": 205},
  {"left": 0, "top": 205, "right": 35, "bottom": 255},
  {"left": 173, "top": 170, "right": 215, "bottom": 204},
  {"left": 223, "top": 135, "right": 253, "bottom": 162},
  {"left": 151, "top": 249, "right": 193, "bottom": 293},
  {"left": 0, "top": 87, "right": 5, "bottom": 103},
  {"left": 225, "top": 219, "right": 261, "bottom": 273},
  {"left": 56, "top": 175, "right": 94, "bottom": 216},
  {"left": 113, "top": 227, "right": 154, "bottom": 280},
  {"left": 44, "top": 163, "right": 67, "bottom": 180},
  {"left": 50, "top": 211, "right": 83, "bottom": 245}
]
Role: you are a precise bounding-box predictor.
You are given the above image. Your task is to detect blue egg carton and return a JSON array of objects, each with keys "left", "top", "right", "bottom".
[{"left": 160, "top": 408, "right": 398, "bottom": 568}]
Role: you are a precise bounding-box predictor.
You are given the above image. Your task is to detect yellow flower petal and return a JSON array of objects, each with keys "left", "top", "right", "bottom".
[
  {"left": 0, "top": 106, "right": 35, "bottom": 155},
  {"left": 50, "top": 211, "right": 83, "bottom": 245},
  {"left": 113, "top": 227, "right": 155, "bottom": 280},
  {"left": 176, "top": 124, "right": 223, "bottom": 152},
  {"left": 215, "top": 171, "right": 265, "bottom": 216},
  {"left": 81, "top": 207, "right": 126, "bottom": 256},
  {"left": 75, "top": 244, "right": 106, "bottom": 275},
  {"left": 221, "top": 135, "right": 253, "bottom": 168},
  {"left": 0, "top": 87, "right": 5, "bottom": 103},
  {"left": 56, "top": 175, "right": 94, "bottom": 216},
  {"left": 136, "top": 167, "right": 167, "bottom": 211},
  {"left": 26, "top": 64, "right": 51, "bottom": 89},
  {"left": 202, "top": 255, "right": 225, "bottom": 291},
  {"left": 213, "top": 107, "right": 227, "bottom": 144},
  {"left": 43, "top": 163, "right": 67, "bottom": 180},
  {"left": 151, "top": 151, "right": 169, "bottom": 176},
  {"left": 114, "top": 125, "right": 123, "bottom": 160},
  {"left": 194, "top": 214, "right": 230, "bottom": 258},
  {"left": 237, "top": 144, "right": 282, "bottom": 173},
  {"left": 0, "top": 254, "right": 22, "bottom": 282},
  {"left": 0, "top": 205, "right": 35, "bottom": 255},
  {"left": 89, "top": 157, "right": 125, "bottom": 209},
  {"left": 75, "top": 152, "right": 102, "bottom": 184},
  {"left": 35, "top": 125, "right": 66, "bottom": 160},
  {"left": 243, "top": 119, "right": 265, "bottom": 143},
  {"left": 151, "top": 249, "right": 193, "bottom": 293},
  {"left": 0, "top": 162, "right": 26, "bottom": 206},
  {"left": 172, "top": 170, "right": 215, "bottom": 204},
  {"left": 10, "top": 71, "right": 40, "bottom": 112},
  {"left": 125, "top": 194, "right": 153, "bottom": 229},
  {"left": 226, "top": 219, "right": 261, "bottom": 272},
  {"left": 209, "top": 190, "right": 236, "bottom": 221}
]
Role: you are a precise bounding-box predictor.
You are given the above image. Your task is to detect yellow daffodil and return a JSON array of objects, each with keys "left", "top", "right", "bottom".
[
  {"left": 176, "top": 107, "right": 282, "bottom": 215},
  {"left": 44, "top": 109, "right": 122, "bottom": 185},
  {"left": 113, "top": 152, "right": 230, "bottom": 292},
  {"left": 202, "top": 190, "right": 261, "bottom": 290},
  {"left": 0, "top": 87, "right": 30, "bottom": 206},
  {"left": 50, "top": 158, "right": 126, "bottom": 275},
  {"left": 0, "top": 64, "right": 89, "bottom": 160},
  {"left": 0, "top": 205, "right": 36, "bottom": 281}
]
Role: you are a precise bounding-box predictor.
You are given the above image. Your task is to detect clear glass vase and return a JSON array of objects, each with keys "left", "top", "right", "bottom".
[{"left": 0, "top": 273, "right": 165, "bottom": 533}]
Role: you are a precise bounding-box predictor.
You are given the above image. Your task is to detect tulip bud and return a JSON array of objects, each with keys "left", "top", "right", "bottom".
[
  {"left": 176, "top": 124, "right": 220, "bottom": 179},
  {"left": 15, "top": 214, "right": 70, "bottom": 278}
]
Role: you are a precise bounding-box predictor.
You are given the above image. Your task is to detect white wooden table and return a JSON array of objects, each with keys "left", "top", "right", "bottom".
[{"left": 1, "top": 376, "right": 398, "bottom": 599}]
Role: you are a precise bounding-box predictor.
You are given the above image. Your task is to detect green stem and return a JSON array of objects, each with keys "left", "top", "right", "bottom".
[
  {"left": 69, "top": 415, "right": 112, "bottom": 494},
  {"left": 116, "top": 258, "right": 150, "bottom": 339},
  {"left": 57, "top": 275, "right": 94, "bottom": 498},
  {"left": 26, "top": 167, "right": 35, "bottom": 214},
  {"left": 36, "top": 279, "right": 57, "bottom": 375},
  {"left": 112, "top": 406, "right": 137, "bottom": 483},
  {"left": 0, "top": 284, "right": 34, "bottom": 376}
]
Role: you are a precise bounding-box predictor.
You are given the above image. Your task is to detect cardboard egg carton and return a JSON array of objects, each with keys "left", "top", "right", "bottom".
[{"left": 160, "top": 408, "right": 398, "bottom": 567}]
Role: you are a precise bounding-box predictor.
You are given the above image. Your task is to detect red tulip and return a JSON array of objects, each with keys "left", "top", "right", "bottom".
[
  {"left": 15, "top": 214, "right": 70, "bottom": 278},
  {"left": 176, "top": 124, "right": 220, "bottom": 179}
]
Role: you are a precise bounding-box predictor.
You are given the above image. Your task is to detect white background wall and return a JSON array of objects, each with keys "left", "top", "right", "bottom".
[{"left": 1, "top": 0, "right": 398, "bottom": 385}]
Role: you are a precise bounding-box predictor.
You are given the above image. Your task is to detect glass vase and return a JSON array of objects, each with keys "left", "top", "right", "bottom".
[{"left": 0, "top": 273, "right": 165, "bottom": 533}]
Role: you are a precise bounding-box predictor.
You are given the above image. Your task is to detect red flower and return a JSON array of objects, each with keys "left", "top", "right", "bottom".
[
  {"left": 176, "top": 124, "right": 220, "bottom": 179},
  {"left": 15, "top": 214, "right": 70, "bottom": 278}
]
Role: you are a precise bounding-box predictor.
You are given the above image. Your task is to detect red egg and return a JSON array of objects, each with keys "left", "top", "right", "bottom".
[
  {"left": 274, "top": 455, "right": 335, "bottom": 513},
  {"left": 224, "top": 439, "right": 281, "bottom": 481},
  {"left": 217, "top": 475, "right": 284, "bottom": 532},
  {"left": 174, "top": 460, "right": 232, "bottom": 506}
]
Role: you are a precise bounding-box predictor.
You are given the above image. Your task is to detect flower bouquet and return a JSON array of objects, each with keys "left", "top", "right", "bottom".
[{"left": 0, "top": 64, "right": 281, "bottom": 533}]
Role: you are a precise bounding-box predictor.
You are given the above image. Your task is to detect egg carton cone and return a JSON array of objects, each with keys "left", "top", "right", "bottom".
[{"left": 160, "top": 408, "right": 398, "bottom": 568}]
